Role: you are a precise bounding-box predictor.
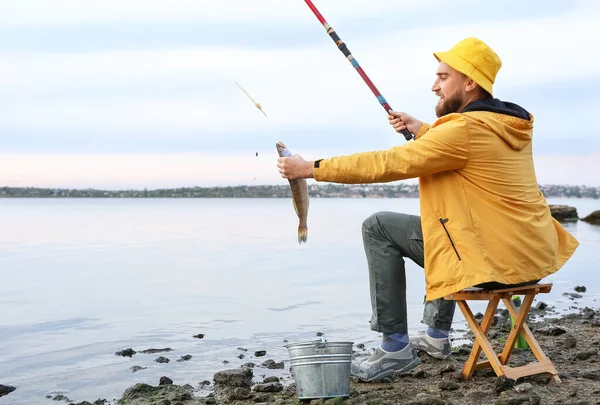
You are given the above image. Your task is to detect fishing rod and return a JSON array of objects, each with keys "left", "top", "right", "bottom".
[{"left": 303, "top": 0, "right": 413, "bottom": 141}]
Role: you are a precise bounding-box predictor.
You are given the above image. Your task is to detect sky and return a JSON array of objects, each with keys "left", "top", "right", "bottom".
[{"left": 0, "top": 0, "right": 599, "bottom": 189}]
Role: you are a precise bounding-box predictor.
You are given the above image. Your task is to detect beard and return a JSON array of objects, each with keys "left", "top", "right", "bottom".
[{"left": 435, "top": 91, "right": 465, "bottom": 118}]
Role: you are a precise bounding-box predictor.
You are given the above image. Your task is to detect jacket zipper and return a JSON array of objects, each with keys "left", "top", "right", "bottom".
[{"left": 439, "top": 217, "right": 462, "bottom": 261}]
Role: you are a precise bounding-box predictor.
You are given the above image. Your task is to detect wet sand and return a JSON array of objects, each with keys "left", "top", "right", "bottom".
[{"left": 22, "top": 285, "right": 600, "bottom": 405}]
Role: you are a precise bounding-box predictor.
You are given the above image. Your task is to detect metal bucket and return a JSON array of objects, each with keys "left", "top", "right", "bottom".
[{"left": 285, "top": 339, "right": 353, "bottom": 400}]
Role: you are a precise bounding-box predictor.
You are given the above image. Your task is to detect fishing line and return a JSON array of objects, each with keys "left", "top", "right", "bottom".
[{"left": 234, "top": 81, "right": 271, "bottom": 183}]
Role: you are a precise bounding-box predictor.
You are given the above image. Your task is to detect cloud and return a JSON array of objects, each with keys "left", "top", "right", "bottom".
[
  {"left": 0, "top": 0, "right": 485, "bottom": 28},
  {"left": 1, "top": 5, "right": 598, "bottom": 135},
  {"left": 0, "top": 1, "right": 598, "bottom": 186}
]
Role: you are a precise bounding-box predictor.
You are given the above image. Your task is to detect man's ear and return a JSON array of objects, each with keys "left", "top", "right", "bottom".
[{"left": 464, "top": 77, "right": 478, "bottom": 93}]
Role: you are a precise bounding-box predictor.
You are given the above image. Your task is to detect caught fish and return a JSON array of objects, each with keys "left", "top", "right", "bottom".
[{"left": 276, "top": 141, "right": 309, "bottom": 244}]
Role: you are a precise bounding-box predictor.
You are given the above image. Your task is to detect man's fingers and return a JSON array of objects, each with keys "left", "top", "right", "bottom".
[{"left": 393, "top": 123, "right": 406, "bottom": 132}]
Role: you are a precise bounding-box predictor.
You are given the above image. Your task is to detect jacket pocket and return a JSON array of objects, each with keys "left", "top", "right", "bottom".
[{"left": 438, "top": 216, "right": 462, "bottom": 261}]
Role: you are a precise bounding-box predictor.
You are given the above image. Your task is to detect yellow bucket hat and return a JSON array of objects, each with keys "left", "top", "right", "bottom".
[{"left": 433, "top": 37, "right": 502, "bottom": 96}]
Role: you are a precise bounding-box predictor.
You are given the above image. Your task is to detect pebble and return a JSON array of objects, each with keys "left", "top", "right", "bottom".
[
  {"left": 514, "top": 383, "right": 533, "bottom": 393},
  {"left": 439, "top": 380, "right": 460, "bottom": 391},
  {"left": 156, "top": 376, "right": 172, "bottom": 386}
]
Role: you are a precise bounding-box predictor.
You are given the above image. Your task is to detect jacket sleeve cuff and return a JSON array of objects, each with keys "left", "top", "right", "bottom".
[
  {"left": 313, "top": 159, "right": 327, "bottom": 181},
  {"left": 414, "top": 122, "right": 431, "bottom": 140}
]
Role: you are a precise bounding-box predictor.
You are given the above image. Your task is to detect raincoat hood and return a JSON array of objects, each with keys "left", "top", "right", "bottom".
[{"left": 462, "top": 97, "right": 533, "bottom": 151}]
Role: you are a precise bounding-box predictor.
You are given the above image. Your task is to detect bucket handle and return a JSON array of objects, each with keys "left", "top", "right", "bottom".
[{"left": 315, "top": 337, "right": 328, "bottom": 354}]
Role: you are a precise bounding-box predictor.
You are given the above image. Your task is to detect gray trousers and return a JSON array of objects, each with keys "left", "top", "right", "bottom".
[{"left": 361, "top": 211, "right": 455, "bottom": 334}]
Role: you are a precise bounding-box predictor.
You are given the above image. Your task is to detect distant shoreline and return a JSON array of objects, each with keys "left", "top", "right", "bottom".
[
  {"left": 0, "top": 184, "right": 598, "bottom": 199},
  {"left": 0, "top": 183, "right": 600, "bottom": 199},
  {"left": 1, "top": 184, "right": 599, "bottom": 199}
]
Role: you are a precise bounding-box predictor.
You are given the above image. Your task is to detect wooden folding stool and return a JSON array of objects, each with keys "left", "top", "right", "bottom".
[{"left": 444, "top": 283, "right": 560, "bottom": 382}]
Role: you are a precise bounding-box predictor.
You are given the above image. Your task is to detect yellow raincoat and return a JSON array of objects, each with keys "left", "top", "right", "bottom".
[{"left": 313, "top": 107, "right": 580, "bottom": 301}]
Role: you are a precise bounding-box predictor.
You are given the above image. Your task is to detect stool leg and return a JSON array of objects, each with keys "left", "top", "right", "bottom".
[
  {"left": 502, "top": 293, "right": 561, "bottom": 382},
  {"left": 461, "top": 296, "right": 500, "bottom": 379},
  {"left": 458, "top": 297, "right": 504, "bottom": 379}
]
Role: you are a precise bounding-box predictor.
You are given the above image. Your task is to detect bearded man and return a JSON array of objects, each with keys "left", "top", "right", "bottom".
[{"left": 276, "top": 37, "right": 579, "bottom": 382}]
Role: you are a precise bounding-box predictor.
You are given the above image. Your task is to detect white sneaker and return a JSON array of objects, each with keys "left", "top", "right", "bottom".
[
  {"left": 350, "top": 343, "right": 421, "bottom": 382},
  {"left": 410, "top": 332, "right": 451, "bottom": 360}
]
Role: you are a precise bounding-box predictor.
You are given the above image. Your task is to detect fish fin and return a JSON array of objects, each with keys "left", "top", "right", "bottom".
[{"left": 298, "top": 226, "right": 308, "bottom": 244}]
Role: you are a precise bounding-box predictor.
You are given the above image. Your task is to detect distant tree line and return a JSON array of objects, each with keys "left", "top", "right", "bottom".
[{"left": 0, "top": 184, "right": 598, "bottom": 199}]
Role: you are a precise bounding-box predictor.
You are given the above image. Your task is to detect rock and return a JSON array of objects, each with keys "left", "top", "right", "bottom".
[
  {"left": 261, "top": 359, "right": 285, "bottom": 369},
  {"left": 549, "top": 205, "right": 579, "bottom": 222},
  {"left": 115, "top": 348, "right": 136, "bottom": 357},
  {"left": 53, "top": 393, "right": 70, "bottom": 401},
  {"left": 581, "top": 210, "right": 600, "bottom": 225},
  {"left": 504, "top": 396, "right": 532, "bottom": 405},
  {"left": 118, "top": 382, "right": 195, "bottom": 404},
  {"left": 582, "top": 307, "right": 596, "bottom": 319},
  {"left": 253, "top": 392, "right": 275, "bottom": 402},
  {"left": 155, "top": 356, "right": 170, "bottom": 363},
  {"left": 193, "top": 333, "right": 205, "bottom": 339},
  {"left": 536, "top": 326, "right": 567, "bottom": 336},
  {"left": 254, "top": 350, "right": 267, "bottom": 357},
  {"left": 230, "top": 387, "right": 251, "bottom": 400},
  {"left": 439, "top": 380, "right": 460, "bottom": 391},
  {"left": 176, "top": 355, "right": 192, "bottom": 362},
  {"left": 535, "top": 301, "right": 548, "bottom": 310},
  {"left": 213, "top": 367, "right": 253, "bottom": 388},
  {"left": 0, "top": 385, "right": 16, "bottom": 397},
  {"left": 263, "top": 376, "right": 279, "bottom": 383},
  {"left": 531, "top": 374, "right": 551, "bottom": 384},
  {"left": 575, "top": 349, "right": 598, "bottom": 360},
  {"left": 453, "top": 347, "right": 471, "bottom": 356},
  {"left": 438, "top": 364, "right": 456, "bottom": 375},
  {"left": 564, "top": 292, "right": 583, "bottom": 300},
  {"left": 495, "top": 375, "right": 516, "bottom": 393},
  {"left": 242, "top": 362, "right": 255, "bottom": 368},
  {"left": 159, "top": 376, "right": 173, "bottom": 386},
  {"left": 514, "top": 383, "right": 533, "bottom": 393},
  {"left": 564, "top": 334, "right": 577, "bottom": 348},
  {"left": 140, "top": 348, "right": 173, "bottom": 354},
  {"left": 253, "top": 382, "right": 283, "bottom": 393},
  {"left": 119, "top": 383, "right": 160, "bottom": 399},
  {"left": 130, "top": 365, "right": 147, "bottom": 373},
  {"left": 575, "top": 286, "right": 587, "bottom": 293}
]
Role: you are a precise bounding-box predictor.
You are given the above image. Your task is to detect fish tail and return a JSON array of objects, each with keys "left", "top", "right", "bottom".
[{"left": 297, "top": 226, "right": 308, "bottom": 244}]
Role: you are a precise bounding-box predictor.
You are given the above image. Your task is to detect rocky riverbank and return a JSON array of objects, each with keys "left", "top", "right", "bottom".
[
  {"left": 549, "top": 205, "right": 600, "bottom": 225},
  {"left": 11, "top": 286, "right": 597, "bottom": 405}
]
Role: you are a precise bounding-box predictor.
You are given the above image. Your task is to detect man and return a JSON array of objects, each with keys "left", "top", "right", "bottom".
[{"left": 277, "top": 37, "right": 579, "bottom": 382}]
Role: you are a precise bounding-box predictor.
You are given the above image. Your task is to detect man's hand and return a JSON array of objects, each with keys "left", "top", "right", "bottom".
[
  {"left": 388, "top": 111, "right": 423, "bottom": 136},
  {"left": 277, "top": 154, "right": 314, "bottom": 180}
]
